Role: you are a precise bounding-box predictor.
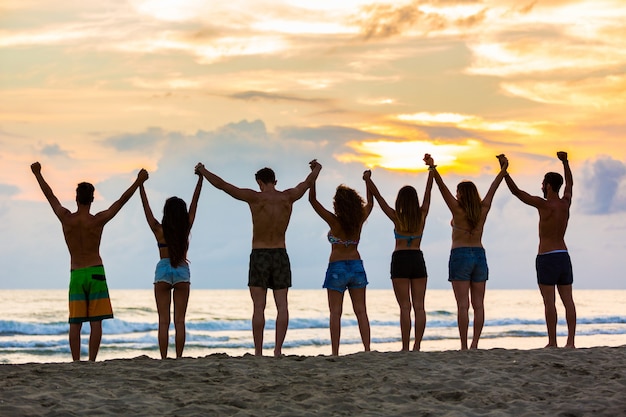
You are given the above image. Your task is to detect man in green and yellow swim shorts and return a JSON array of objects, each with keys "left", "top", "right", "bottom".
[{"left": 31, "top": 162, "right": 148, "bottom": 361}]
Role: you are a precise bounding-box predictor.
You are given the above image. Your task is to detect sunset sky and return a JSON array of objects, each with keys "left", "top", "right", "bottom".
[{"left": 2, "top": 0, "right": 625, "bottom": 290}]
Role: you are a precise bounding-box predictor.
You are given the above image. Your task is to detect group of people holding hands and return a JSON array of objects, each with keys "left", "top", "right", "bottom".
[{"left": 31, "top": 150, "right": 576, "bottom": 361}]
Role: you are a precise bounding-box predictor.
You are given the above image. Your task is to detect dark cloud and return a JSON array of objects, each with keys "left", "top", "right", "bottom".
[
  {"left": 41, "top": 143, "right": 70, "bottom": 157},
  {"left": 103, "top": 127, "right": 175, "bottom": 152},
  {"left": 580, "top": 156, "right": 626, "bottom": 215},
  {"left": 229, "top": 91, "right": 331, "bottom": 105}
]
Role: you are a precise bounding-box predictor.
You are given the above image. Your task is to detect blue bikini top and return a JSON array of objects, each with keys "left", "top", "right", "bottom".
[{"left": 394, "top": 230, "right": 422, "bottom": 247}]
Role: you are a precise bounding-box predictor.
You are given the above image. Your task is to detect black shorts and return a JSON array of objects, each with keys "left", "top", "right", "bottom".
[
  {"left": 536, "top": 251, "right": 573, "bottom": 286},
  {"left": 248, "top": 249, "right": 292, "bottom": 290},
  {"left": 390, "top": 250, "right": 427, "bottom": 279}
]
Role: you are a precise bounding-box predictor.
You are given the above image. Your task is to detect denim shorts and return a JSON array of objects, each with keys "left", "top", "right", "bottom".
[
  {"left": 154, "top": 258, "right": 190, "bottom": 285},
  {"left": 448, "top": 247, "right": 488, "bottom": 282},
  {"left": 324, "top": 260, "right": 368, "bottom": 293}
]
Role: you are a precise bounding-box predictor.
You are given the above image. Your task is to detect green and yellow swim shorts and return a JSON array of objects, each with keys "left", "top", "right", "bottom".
[{"left": 68, "top": 265, "right": 114, "bottom": 324}]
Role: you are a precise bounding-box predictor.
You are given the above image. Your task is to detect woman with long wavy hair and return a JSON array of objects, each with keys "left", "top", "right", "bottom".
[
  {"left": 308, "top": 161, "right": 373, "bottom": 356},
  {"left": 424, "top": 153, "right": 508, "bottom": 350},
  {"left": 139, "top": 171, "right": 203, "bottom": 359},
  {"left": 363, "top": 167, "right": 433, "bottom": 351}
]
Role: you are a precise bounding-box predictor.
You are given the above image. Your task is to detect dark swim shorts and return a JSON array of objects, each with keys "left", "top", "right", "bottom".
[
  {"left": 390, "top": 250, "right": 427, "bottom": 279},
  {"left": 536, "top": 251, "right": 573, "bottom": 286},
  {"left": 248, "top": 248, "right": 292, "bottom": 290}
]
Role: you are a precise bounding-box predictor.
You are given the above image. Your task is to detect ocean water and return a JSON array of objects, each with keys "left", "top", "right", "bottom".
[{"left": 0, "top": 289, "right": 625, "bottom": 364}]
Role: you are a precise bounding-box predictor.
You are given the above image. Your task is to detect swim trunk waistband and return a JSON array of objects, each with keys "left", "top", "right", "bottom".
[{"left": 538, "top": 249, "right": 568, "bottom": 256}]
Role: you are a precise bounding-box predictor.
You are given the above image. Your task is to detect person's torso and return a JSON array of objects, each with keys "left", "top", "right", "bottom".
[
  {"left": 62, "top": 212, "right": 105, "bottom": 269},
  {"left": 249, "top": 190, "right": 293, "bottom": 249}
]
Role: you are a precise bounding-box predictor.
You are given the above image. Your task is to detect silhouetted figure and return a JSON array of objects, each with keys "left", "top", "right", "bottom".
[{"left": 31, "top": 162, "right": 148, "bottom": 361}]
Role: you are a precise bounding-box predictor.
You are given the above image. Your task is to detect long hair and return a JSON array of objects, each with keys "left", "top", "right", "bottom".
[
  {"left": 162, "top": 197, "right": 190, "bottom": 268},
  {"left": 395, "top": 186, "right": 421, "bottom": 232},
  {"left": 333, "top": 185, "right": 366, "bottom": 237},
  {"left": 456, "top": 181, "right": 482, "bottom": 231}
]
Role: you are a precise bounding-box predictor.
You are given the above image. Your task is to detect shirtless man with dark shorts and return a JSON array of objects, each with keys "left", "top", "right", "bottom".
[
  {"left": 31, "top": 162, "right": 149, "bottom": 360},
  {"left": 503, "top": 151, "right": 576, "bottom": 348},
  {"left": 195, "top": 161, "right": 321, "bottom": 356}
]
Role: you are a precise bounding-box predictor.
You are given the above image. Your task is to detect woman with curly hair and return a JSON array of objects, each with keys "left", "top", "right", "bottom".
[
  {"left": 308, "top": 161, "right": 374, "bottom": 356},
  {"left": 363, "top": 167, "right": 433, "bottom": 351},
  {"left": 424, "top": 153, "right": 508, "bottom": 350},
  {"left": 139, "top": 170, "right": 203, "bottom": 359}
]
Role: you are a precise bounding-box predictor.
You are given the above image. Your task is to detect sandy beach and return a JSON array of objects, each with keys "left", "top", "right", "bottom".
[{"left": 1, "top": 346, "right": 625, "bottom": 416}]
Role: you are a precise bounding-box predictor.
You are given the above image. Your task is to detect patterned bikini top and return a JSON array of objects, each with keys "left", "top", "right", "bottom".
[{"left": 327, "top": 231, "right": 359, "bottom": 247}]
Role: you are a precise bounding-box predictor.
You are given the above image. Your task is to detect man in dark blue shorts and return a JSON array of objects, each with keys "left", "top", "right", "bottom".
[
  {"left": 503, "top": 151, "right": 576, "bottom": 348},
  {"left": 196, "top": 161, "right": 321, "bottom": 356}
]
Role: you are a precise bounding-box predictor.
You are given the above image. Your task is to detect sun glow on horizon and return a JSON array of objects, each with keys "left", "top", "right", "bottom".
[{"left": 336, "top": 139, "right": 480, "bottom": 172}]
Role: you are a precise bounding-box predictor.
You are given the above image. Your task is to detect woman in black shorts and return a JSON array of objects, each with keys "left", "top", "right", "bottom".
[{"left": 363, "top": 168, "right": 433, "bottom": 351}]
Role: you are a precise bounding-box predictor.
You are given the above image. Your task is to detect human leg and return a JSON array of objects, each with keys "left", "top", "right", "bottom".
[
  {"left": 173, "top": 282, "right": 190, "bottom": 358},
  {"left": 392, "top": 278, "right": 412, "bottom": 351},
  {"left": 539, "top": 284, "right": 558, "bottom": 347},
  {"left": 469, "top": 281, "right": 486, "bottom": 349},
  {"left": 557, "top": 284, "right": 576, "bottom": 348},
  {"left": 327, "top": 289, "right": 344, "bottom": 356},
  {"left": 249, "top": 286, "right": 268, "bottom": 356},
  {"left": 348, "top": 287, "right": 370, "bottom": 352},
  {"left": 88, "top": 321, "right": 102, "bottom": 361},
  {"left": 451, "top": 281, "right": 470, "bottom": 350},
  {"left": 154, "top": 282, "right": 173, "bottom": 359},
  {"left": 69, "top": 322, "right": 82, "bottom": 361},
  {"left": 410, "top": 278, "right": 427, "bottom": 351},
  {"left": 273, "top": 288, "right": 289, "bottom": 357}
]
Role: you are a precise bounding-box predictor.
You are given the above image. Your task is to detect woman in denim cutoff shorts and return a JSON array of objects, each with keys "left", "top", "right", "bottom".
[
  {"left": 308, "top": 161, "right": 373, "bottom": 356},
  {"left": 363, "top": 168, "right": 434, "bottom": 351},
  {"left": 425, "top": 153, "right": 508, "bottom": 350},
  {"left": 139, "top": 170, "right": 203, "bottom": 359}
]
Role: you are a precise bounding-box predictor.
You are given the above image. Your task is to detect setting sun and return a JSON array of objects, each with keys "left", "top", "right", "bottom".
[{"left": 336, "top": 140, "right": 479, "bottom": 172}]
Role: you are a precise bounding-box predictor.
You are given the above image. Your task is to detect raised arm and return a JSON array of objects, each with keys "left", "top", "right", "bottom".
[
  {"left": 421, "top": 169, "right": 434, "bottom": 217},
  {"left": 194, "top": 163, "right": 256, "bottom": 202},
  {"left": 423, "top": 154, "right": 458, "bottom": 211},
  {"left": 481, "top": 154, "right": 508, "bottom": 209},
  {"left": 139, "top": 183, "right": 159, "bottom": 233},
  {"left": 308, "top": 175, "right": 336, "bottom": 227},
  {"left": 188, "top": 171, "right": 204, "bottom": 228},
  {"left": 504, "top": 164, "right": 544, "bottom": 208},
  {"left": 285, "top": 159, "right": 322, "bottom": 202},
  {"left": 96, "top": 169, "right": 149, "bottom": 224},
  {"left": 363, "top": 180, "right": 374, "bottom": 220},
  {"left": 30, "top": 162, "right": 70, "bottom": 221},
  {"left": 363, "top": 170, "right": 395, "bottom": 221},
  {"left": 558, "top": 151, "right": 573, "bottom": 204}
]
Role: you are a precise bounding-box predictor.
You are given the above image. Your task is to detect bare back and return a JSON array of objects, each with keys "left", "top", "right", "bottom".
[
  {"left": 449, "top": 203, "right": 490, "bottom": 249},
  {"left": 248, "top": 189, "right": 295, "bottom": 249},
  {"left": 536, "top": 197, "right": 570, "bottom": 253},
  {"left": 61, "top": 208, "right": 107, "bottom": 270}
]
